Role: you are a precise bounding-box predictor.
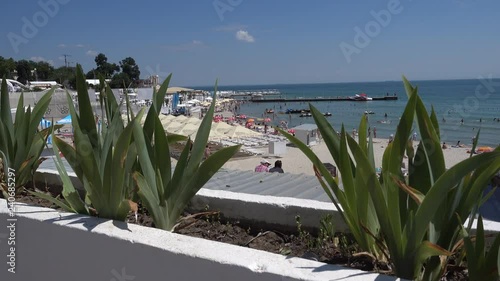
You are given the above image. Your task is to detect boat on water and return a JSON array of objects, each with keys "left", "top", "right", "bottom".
[
  {"left": 286, "top": 109, "right": 310, "bottom": 114},
  {"left": 299, "top": 112, "right": 312, "bottom": 117},
  {"left": 364, "top": 111, "right": 375, "bottom": 114},
  {"left": 265, "top": 109, "right": 274, "bottom": 114},
  {"left": 323, "top": 112, "right": 332, "bottom": 117},
  {"left": 349, "top": 93, "right": 373, "bottom": 101}
]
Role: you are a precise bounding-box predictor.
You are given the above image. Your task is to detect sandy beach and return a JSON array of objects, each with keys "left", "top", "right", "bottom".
[{"left": 222, "top": 137, "right": 473, "bottom": 176}]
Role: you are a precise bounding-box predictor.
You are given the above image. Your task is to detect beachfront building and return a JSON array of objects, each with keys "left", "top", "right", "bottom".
[
  {"left": 291, "top": 124, "right": 319, "bottom": 146},
  {"left": 86, "top": 79, "right": 111, "bottom": 87},
  {"left": 28, "top": 81, "right": 59, "bottom": 90}
]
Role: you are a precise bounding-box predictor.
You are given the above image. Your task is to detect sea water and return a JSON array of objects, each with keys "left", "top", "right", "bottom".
[{"left": 198, "top": 79, "right": 500, "bottom": 147}]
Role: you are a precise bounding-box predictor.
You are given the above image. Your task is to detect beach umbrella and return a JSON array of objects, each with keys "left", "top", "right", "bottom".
[
  {"left": 247, "top": 118, "right": 255, "bottom": 123},
  {"left": 175, "top": 123, "right": 199, "bottom": 137},
  {"left": 226, "top": 125, "right": 261, "bottom": 138},
  {"left": 184, "top": 117, "right": 202, "bottom": 126},
  {"left": 264, "top": 118, "right": 271, "bottom": 123},
  {"left": 174, "top": 115, "right": 188, "bottom": 123},
  {"left": 212, "top": 122, "right": 233, "bottom": 134},
  {"left": 165, "top": 122, "right": 184, "bottom": 133}
]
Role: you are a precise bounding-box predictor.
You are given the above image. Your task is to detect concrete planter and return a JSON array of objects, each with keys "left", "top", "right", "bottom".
[
  {"left": 2, "top": 170, "right": 497, "bottom": 280},
  {"left": 0, "top": 199, "right": 402, "bottom": 281}
]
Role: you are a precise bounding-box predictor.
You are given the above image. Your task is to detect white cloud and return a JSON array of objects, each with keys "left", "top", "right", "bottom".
[
  {"left": 86, "top": 50, "right": 98, "bottom": 56},
  {"left": 236, "top": 30, "right": 255, "bottom": 43},
  {"left": 75, "top": 44, "right": 85, "bottom": 48},
  {"left": 30, "top": 56, "right": 54, "bottom": 65},
  {"left": 58, "top": 43, "right": 67, "bottom": 48},
  {"left": 192, "top": 40, "right": 203, "bottom": 45}
]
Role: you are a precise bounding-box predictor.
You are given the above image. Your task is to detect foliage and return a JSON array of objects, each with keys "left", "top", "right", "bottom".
[
  {"left": 119, "top": 57, "right": 140, "bottom": 84},
  {"left": 31, "top": 65, "right": 138, "bottom": 220},
  {"left": 94, "top": 53, "right": 119, "bottom": 79},
  {"left": 0, "top": 77, "right": 55, "bottom": 196},
  {"left": 279, "top": 77, "right": 500, "bottom": 280},
  {"left": 132, "top": 79, "right": 240, "bottom": 231},
  {"left": 279, "top": 111, "right": 382, "bottom": 259},
  {"left": 459, "top": 216, "right": 500, "bottom": 281},
  {"left": 0, "top": 56, "right": 16, "bottom": 79}
]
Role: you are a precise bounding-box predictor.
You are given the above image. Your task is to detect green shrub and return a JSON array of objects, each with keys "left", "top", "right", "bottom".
[
  {"left": 132, "top": 80, "right": 240, "bottom": 231},
  {"left": 0, "top": 77, "right": 54, "bottom": 196},
  {"left": 280, "top": 77, "right": 500, "bottom": 280}
]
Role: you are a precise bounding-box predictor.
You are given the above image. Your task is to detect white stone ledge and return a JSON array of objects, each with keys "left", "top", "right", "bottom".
[{"left": 0, "top": 200, "right": 402, "bottom": 281}]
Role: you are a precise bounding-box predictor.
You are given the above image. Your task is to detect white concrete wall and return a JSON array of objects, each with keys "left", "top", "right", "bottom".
[
  {"left": 0, "top": 201, "right": 402, "bottom": 281},
  {"left": 33, "top": 169, "right": 348, "bottom": 232},
  {"left": 30, "top": 169, "right": 500, "bottom": 235}
]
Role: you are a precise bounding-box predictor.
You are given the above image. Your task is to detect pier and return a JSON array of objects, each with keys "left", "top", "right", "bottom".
[{"left": 248, "top": 96, "right": 398, "bottom": 103}]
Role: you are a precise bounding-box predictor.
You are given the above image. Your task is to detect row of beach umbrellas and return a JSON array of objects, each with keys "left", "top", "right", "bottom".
[{"left": 125, "top": 114, "right": 261, "bottom": 140}]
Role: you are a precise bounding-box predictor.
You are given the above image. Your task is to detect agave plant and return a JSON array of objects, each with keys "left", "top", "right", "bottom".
[
  {"left": 280, "top": 77, "right": 500, "bottom": 280},
  {"left": 31, "top": 65, "right": 143, "bottom": 220},
  {"left": 0, "top": 77, "right": 55, "bottom": 196},
  {"left": 458, "top": 215, "right": 500, "bottom": 281},
  {"left": 132, "top": 80, "right": 241, "bottom": 231}
]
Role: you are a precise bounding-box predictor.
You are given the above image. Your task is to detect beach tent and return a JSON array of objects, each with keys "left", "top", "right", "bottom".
[{"left": 57, "top": 115, "right": 72, "bottom": 125}]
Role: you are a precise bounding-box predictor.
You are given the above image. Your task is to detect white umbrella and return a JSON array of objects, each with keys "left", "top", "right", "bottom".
[
  {"left": 225, "top": 126, "right": 261, "bottom": 138},
  {"left": 175, "top": 123, "right": 199, "bottom": 137}
]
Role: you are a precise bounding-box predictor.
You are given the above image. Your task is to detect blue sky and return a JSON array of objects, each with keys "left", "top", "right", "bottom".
[{"left": 1, "top": 0, "right": 499, "bottom": 86}]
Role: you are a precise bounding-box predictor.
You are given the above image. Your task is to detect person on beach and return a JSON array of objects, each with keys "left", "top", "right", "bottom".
[
  {"left": 389, "top": 134, "right": 394, "bottom": 143},
  {"left": 204, "top": 145, "right": 211, "bottom": 159},
  {"left": 442, "top": 142, "right": 448, "bottom": 149},
  {"left": 373, "top": 127, "right": 377, "bottom": 138},
  {"left": 269, "top": 160, "right": 284, "bottom": 173},
  {"left": 255, "top": 159, "right": 271, "bottom": 172}
]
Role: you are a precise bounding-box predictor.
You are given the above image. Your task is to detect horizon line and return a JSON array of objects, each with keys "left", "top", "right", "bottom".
[{"left": 186, "top": 76, "right": 500, "bottom": 89}]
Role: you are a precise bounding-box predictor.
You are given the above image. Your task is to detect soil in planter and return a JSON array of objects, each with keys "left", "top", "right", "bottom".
[{"left": 12, "top": 189, "right": 468, "bottom": 280}]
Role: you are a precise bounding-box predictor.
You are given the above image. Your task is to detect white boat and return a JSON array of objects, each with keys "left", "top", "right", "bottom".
[{"left": 349, "top": 93, "right": 373, "bottom": 101}]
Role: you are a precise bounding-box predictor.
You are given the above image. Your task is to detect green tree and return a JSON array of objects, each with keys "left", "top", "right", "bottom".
[
  {"left": 119, "top": 57, "right": 140, "bottom": 86},
  {"left": 86, "top": 68, "right": 96, "bottom": 79},
  {"left": 0, "top": 57, "right": 17, "bottom": 79},
  {"left": 33, "top": 61, "right": 54, "bottom": 80},
  {"left": 95, "top": 53, "right": 119, "bottom": 78},
  {"left": 15, "top": 60, "right": 33, "bottom": 84},
  {"left": 49, "top": 66, "right": 76, "bottom": 89},
  {"left": 110, "top": 72, "right": 131, "bottom": 88}
]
